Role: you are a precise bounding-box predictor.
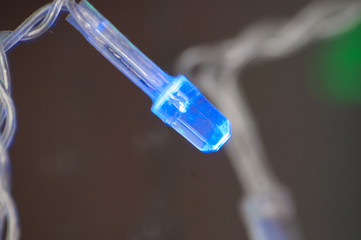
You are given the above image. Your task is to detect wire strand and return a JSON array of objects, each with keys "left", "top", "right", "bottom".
[
  {"left": 175, "top": 1, "right": 361, "bottom": 240},
  {"left": 0, "top": 1, "right": 68, "bottom": 239}
]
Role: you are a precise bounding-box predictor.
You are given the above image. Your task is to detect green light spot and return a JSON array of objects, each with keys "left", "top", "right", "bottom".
[{"left": 310, "top": 22, "right": 361, "bottom": 106}]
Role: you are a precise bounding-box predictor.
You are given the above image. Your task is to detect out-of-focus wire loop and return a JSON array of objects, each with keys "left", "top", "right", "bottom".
[
  {"left": 177, "top": 1, "right": 361, "bottom": 75},
  {"left": 175, "top": 1, "right": 361, "bottom": 240},
  {"left": 176, "top": 0, "right": 361, "bottom": 193}
]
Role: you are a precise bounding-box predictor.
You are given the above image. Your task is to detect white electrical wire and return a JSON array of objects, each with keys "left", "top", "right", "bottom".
[
  {"left": 177, "top": 0, "right": 361, "bottom": 198},
  {"left": 175, "top": 1, "right": 361, "bottom": 240},
  {"left": 0, "top": 1, "right": 105, "bottom": 238},
  {"left": 0, "top": 1, "right": 72, "bottom": 239},
  {"left": 177, "top": 1, "right": 361, "bottom": 75},
  {"left": 0, "top": 34, "right": 19, "bottom": 240}
]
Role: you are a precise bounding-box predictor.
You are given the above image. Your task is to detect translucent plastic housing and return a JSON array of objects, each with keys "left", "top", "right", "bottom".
[
  {"left": 151, "top": 75, "right": 230, "bottom": 152},
  {"left": 66, "top": 0, "right": 169, "bottom": 100},
  {"left": 66, "top": 0, "right": 231, "bottom": 152}
]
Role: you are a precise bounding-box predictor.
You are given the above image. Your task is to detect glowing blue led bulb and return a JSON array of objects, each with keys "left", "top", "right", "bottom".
[{"left": 66, "top": 0, "right": 231, "bottom": 152}]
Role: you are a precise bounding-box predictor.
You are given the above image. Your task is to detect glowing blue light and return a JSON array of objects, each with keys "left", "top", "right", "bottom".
[{"left": 66, "top": 0, "right": 231, "bottom": 152}]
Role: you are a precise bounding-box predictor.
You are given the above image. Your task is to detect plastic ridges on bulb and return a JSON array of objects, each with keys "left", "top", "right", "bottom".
[{"left": 66, "top": 0, "right": 231, "bottom": 152}]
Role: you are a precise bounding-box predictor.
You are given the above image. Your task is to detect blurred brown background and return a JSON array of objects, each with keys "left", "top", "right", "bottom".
[{"left": 0, "top": 0, "right": 361, "bottom": 239}]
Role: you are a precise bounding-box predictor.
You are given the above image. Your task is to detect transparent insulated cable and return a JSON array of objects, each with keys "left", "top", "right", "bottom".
[{"left": 66, "top": 0, "right": 231, "bottom": 152}]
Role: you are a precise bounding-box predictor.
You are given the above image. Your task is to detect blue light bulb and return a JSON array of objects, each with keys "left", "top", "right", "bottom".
[{"left": 66, "top": 0, "right": 231, "bottom": 152}]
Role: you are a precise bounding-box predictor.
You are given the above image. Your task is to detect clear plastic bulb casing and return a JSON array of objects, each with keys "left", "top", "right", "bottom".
[{"left": 66, "top": 0, "right": 231, "bottom": 152}]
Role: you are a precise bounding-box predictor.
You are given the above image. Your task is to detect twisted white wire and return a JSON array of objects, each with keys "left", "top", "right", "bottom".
[{"left": 0, "top": 0, "right": 75, "bottom": 239}]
